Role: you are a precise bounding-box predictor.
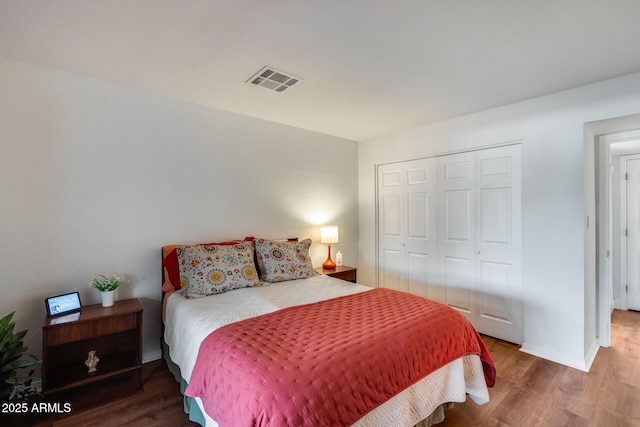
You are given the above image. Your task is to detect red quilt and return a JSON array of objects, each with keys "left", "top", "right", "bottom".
[{"left": 185, "top": 288, "right": 496, "bottom": 427}]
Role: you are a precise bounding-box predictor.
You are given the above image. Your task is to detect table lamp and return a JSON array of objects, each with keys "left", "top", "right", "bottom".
[{"left": 320, "top": 226, "right": 339, "bottom": 270}]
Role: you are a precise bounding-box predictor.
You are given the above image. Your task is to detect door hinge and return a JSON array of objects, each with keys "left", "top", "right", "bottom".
[
  {"left": 626, "top": 284, "right": 629, "bottom": 293},
  {"left": 606, "top": 250, "right": 610, "bottom": 258},
  {"left": 626, "top": 172, "right": 629, "bottom": 180},
  {"left": 626, "top": 228, "right": 629, "bottom": 237}
]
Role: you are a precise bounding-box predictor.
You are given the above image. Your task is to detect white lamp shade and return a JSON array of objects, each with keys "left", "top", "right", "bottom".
[{"left": 320, "top": 226, "right": 339, "bottom": 244}]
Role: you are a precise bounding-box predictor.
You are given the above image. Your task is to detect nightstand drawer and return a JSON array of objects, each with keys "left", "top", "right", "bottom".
[
  {"left": 314, "top": 265, "right": 357, "bottom": 283},
  {"left": 45, "top": 313, "right": 138, "bottom": 346},
  {"left": 332, "top": 269, "right": 356, "bottom": 282}
]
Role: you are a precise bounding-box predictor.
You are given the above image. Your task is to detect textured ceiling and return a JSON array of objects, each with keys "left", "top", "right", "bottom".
[{"left": 1, "top": 0, "right": 640, "bottom": 141}]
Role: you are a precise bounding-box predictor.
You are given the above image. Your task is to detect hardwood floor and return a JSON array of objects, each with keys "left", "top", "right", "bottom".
[
  {"left": 24, "top": 361, "right": 199, "bottom": 427},
  {"left": 441, "top": 309, "right": 640, "bottom": 427},
  {"left": 23, "top": 310, "right": 639, "bottom": 427}
]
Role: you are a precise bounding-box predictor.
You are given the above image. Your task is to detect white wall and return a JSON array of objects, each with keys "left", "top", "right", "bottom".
[
  {"left": 359, "top": 72, "right": 640, "bottom": 370},
  {"left": 0, "top": 57, "right": 359, "bottom": 368}
]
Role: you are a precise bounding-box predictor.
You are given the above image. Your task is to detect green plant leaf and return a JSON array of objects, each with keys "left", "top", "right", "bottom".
[{"left": 0, "top": 311, "right": 40, "bottom": 403}]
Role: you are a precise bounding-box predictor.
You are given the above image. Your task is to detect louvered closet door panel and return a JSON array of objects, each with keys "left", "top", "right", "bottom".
[
  {"left": 437, "top": 152, "right": 476, "bottom": 322},
  {"left": 377, "top": 158, "right": 436, "bottom": 295}
]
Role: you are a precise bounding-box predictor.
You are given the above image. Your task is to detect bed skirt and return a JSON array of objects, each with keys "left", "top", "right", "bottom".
[{"left": 163, "top": 339, "right": 207, "bottom": 426}]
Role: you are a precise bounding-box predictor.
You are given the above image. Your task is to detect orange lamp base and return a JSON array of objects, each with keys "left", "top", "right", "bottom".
[{"left": 322, "top": 245, "right": 336, "bottom": 270}]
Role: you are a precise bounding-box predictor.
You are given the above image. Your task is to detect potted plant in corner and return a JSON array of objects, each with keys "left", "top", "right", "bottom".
[
  {"left": 0, "top": 311, "right": 40, "bottom": 424},
  {"left": 89, "top": 273, "right": 124, "bottom": 307}
]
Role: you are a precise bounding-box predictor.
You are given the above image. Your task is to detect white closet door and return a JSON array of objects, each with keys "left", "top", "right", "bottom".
[
  {"left": 377, "top": 158, "right": 436, "bottom": 297},
  {"left": 437, "top": 152, "right": 476, "bottom": 322},
  {"left": 406, "top": 164, "right": 437, "bottom": 298},
  {"left": 474, "top": 145, "right": 522, "bottom": 343},
  {"left": 377, "top": 145, "right": 521, "bottom": 344},
  {"left": 378, "top": 165, "right": 404, "bottom": 292},
  {"left": 436, "top": 145, "right": 521, "bottom": 343}
]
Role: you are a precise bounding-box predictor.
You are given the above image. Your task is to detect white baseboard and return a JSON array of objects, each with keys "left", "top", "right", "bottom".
[
  {"left": 519, "top": 342, "right": 599, "bottom": 372},
  {"left": 583, "top": 339, "right": 600, "bottom": 372},
  {"left": 142, "top": 349, "right": 162, "bottom": 364}
]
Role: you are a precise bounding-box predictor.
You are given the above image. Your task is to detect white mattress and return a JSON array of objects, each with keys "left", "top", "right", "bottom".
[{"left": 164, "top": 274, "right": 490, "bottom": 427}]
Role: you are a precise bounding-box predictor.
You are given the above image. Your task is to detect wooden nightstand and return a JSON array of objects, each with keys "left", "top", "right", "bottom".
[
  {"left": 42, "top": 298, "right": 143, "bottom": 409},
  {"left": 314, "top": 265, "right": 357, "bottom": 283}
]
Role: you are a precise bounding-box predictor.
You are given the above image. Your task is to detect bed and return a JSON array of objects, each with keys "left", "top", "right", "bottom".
[{"left": 161, "top": 238, "right": 495, "bottom": 427}]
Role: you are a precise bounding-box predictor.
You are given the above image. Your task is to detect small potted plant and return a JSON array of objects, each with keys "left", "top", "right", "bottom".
[{"left": 89, "top": 273, "right": 124, "bottom": 307}]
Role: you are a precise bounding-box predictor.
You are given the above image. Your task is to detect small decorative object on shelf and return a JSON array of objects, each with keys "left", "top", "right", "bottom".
[
  {"left": 85, "top": 350, "right": 99, "bottom": 373},
  {"left": 88, "top": 273, "right": 125, "bottom": 307}
]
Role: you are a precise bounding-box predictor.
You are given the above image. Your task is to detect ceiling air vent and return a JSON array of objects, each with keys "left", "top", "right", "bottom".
[{"left": 247, "top": 66, "right": 302, "bottom": 93}]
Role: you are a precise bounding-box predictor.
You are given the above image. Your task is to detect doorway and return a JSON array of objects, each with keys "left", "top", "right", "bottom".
[
  {"left": 618, "top": 152, "right": 640, "bottom": 310},
  {"left": 596, "top": 130, "right": 640, "bottom": 348}
]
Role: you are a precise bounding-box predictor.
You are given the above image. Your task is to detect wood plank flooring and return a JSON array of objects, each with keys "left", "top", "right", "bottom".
[
  {"left": 23, "top": 361, "right": 199, "bottom": 427},
  {"left": 441, "top": 309, "right": 640, "bottom": 426},
  {"left": 24, "top": 309, "right": 640, "bottom": 427}
]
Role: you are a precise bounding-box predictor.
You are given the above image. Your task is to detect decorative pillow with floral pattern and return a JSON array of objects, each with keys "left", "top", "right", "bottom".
[
  {"left": 255, "top": 238, "right": 316, "bottom": 282},
  {"left": 176, "top": 241, "right": 260, "bottom": 298}
]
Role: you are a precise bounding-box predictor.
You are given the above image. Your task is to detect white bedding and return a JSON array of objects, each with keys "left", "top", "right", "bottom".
[{"left": 164, "top": 274, "right": 490, "bottom": 427}]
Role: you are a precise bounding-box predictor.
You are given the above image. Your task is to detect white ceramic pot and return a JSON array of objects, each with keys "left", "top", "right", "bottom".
[{"left": 100, "top": 290, "right": 116, "bottom": 307}]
